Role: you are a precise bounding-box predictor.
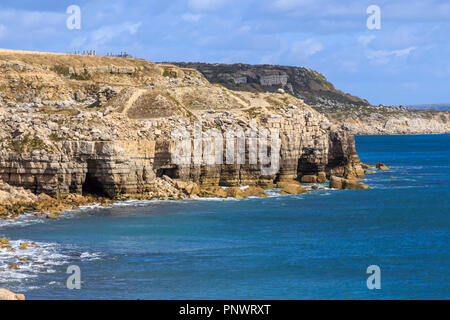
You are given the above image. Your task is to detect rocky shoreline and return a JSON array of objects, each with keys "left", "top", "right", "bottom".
[
  {"left": 0, "top": 49, "right": 370, "bottom": 207},
  {"left": 0, "top": 49, "right": 395, "bottom": 299},
  {"left": 1, "top": 160, "right": 390, "bottom": 221},
  {"left": 170, "top": 63, "right": 449, "bottom": 135}
]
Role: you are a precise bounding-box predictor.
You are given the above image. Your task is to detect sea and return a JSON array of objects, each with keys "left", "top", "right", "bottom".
[{"left": 0, "top": 134, "right": 449, "bottom": 300}]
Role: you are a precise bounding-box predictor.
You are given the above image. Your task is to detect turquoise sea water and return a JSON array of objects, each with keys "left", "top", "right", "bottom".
[{"left": 0, "top": 134, "right": 449, "bottom": 300}]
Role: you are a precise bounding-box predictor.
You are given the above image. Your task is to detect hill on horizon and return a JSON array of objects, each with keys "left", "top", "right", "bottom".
[{"left": 168, "top": 62, "right": 370, "bottom": 108}]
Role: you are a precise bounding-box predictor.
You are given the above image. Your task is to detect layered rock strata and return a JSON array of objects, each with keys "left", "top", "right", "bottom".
[
  {"left": 0, "top": 49, "right": 365, "bottom": 211},
  {"left": 169, "top": 63, "right": 449, "bottom": 135}
]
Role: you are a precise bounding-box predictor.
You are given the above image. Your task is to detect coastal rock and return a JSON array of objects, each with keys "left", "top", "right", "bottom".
[
  {"left": 171, "top": 63, "right": 450, "bottom": 135},
  {"left": 329, "top": 176, "right": 343, "bottom": 189},
  {"left": 0, "top": 289, "right": 25, "bottom": 300},
  {"left": 225, "top": 187, "right": 248, "bottom": 199},
  {"left": 0, "top": 237, "right": 10, "bottom": 247},
  {"left": 376, "top": 163, "right": 390, "bottom": 171},
  {"left": 200, "top": 187, "right": 227, "bottom": 198},
  {"left": 276, "top": 180, "right": 303, "bottom": 190},
  {"left": 317, "top": 172, "right": 327, "bottom": 183},
  {"left": 280, "top": 184, "right": 308, "bottom": 195},
  {"left": 300, "top": 175, "right": 317, "bottom": 183},
  {"left": 0, "top": 49, "right": 371, "bottom": 216},
  {"left": 329, "top": 176, "right": 370, "bottom": 190},
  {"left": 184, "top": 182, "right": 201, "bottom": 195},
  {"left": 243, "top": 186, "right": 267, "bottom": 198}
]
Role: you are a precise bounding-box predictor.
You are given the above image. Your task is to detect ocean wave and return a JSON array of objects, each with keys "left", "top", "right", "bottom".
[
  {"left": 0, "top": 213, "right": 45, "bottom": 229},
  {"left": 0, "top": 239, "right": 103, "bottom": 292}
]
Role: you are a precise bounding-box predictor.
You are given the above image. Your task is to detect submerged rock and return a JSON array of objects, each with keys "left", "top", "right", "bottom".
[
  {"left": 329, "top": 176, "right": 370, "bottom": 190},
  {"left": 376, "top": 162, "right": 390, "bottom": 170},
  {"left": 361, "top": 163, "right": 375, "bottom": 169}
]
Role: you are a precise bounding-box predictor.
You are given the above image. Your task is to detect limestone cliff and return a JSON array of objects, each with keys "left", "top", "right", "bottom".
[
  {"left": 170, "top": 62, "right": 368, "bottom": 107},
  {"left": 170, "top": 62, "right": 449, "bottom": 135},
  {"left": 0, "top": 49, "right": 363, "bottom": 201}
]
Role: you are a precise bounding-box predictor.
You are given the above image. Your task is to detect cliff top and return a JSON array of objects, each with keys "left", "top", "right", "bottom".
[
  {"left": 168, "top": 62, "right": 370, "bottom": 107},
  {"left": 0, "top": 49, "right": 324, "bottom": 154}
]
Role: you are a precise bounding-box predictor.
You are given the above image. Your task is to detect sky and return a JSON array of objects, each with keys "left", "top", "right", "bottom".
[{"left": 0, "top": 0, "right": 449, "bottom": 105}]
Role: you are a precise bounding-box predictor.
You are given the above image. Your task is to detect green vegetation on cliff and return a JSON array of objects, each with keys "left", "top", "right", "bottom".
[{"left": 169, "top": 62, "right": 370, "bottom": 106}]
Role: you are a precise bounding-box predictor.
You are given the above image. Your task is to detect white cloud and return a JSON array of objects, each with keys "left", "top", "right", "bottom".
[
  {"left": 0, "top": 24, "right": 6, "bottom": 38},
  {"left": 188, "top": 0, "right": 227, "bottom": 11},
  {"left": 90, "top": 22, "right": 142, "bottom": 45},
  {"left": 402, "top": 82, "right": 419, "bottom": 89},
  {"left": 366, "top": 46, "right": 417, "bottom": 65},
  {"left": 0, "top": 8, "right": 65, "bottom": 28},
  {"left": 290, "top": 38, "right": 323, "bottom": 58},
  {"left": 182, "top": 13, "right": 202, "bottom": 22},
  {"left": 358, "top": 34, "right": 376, "bottom": 46},
  {"left": 272, "top": 0, "right": 314, "bottom": 10}
]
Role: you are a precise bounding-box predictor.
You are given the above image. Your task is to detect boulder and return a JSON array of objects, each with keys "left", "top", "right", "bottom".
[
  {"left": 317, "top": 172, "right": 327, "bottom": 183},
  {"left": 343, "top": 179, "right": 370, "bottom": 190},
  {"left": 184, "top": 182, "right": 200, "bottom": 195},
  {"left": 0, "top": 237, "right": 10, "bottom": 246},
  {"left": 280, "top": 184, "right": 308, "bottom": 195},
  {"left": 276, "top": 180, "right": 301, "bottom": 188},
  {"left": 376, "top": 162, "right": 390, "bottom": 170},
  {"left": 37, "top": 193, "right": 54, "bottom": 202},
  {"left": 329, "top": 176, "right": 343, "bottom": 189},
  {"left": 19, "top": 242, "right": 29, "bottom": 250},
  {"left": 200, "top": 187, "right": 227, "bottom": 198},
  {"left": 225, "top": 187, "right": 248, "bottom": 199},
  {"left": 174, "top": 180, "right": 188, "bottom": 190},
  {"left": 0, "top": 289, "right": 25, "bottom": 300},
  {"left": 243, "top": 186, "right": 267, "bottom": 198},
  {"left": 329, "top": 176, "right": 370, "bottom": 190},
  {"left": 361, "top": 163, "right": 375, "bottom": 169},
  {"left": 300, "top": 175, "right": 317, "bottom": 183},
  {"left": 46, "top": 212, "right": 60, "bottom": 219}
]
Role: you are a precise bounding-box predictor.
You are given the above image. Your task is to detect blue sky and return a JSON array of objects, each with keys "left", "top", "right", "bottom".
[{"left": 0, "top": 0, "right": 449, "bottom": 105}]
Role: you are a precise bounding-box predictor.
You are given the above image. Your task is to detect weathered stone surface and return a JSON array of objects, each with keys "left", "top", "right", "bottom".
[
  {"left": 0, "top": 49, "right": 369, "bottom": 216},
  {"left": 243, "top": 186, "right": 267, "bottom": 198},
  {"left": 317, "top": 171, "right": 327, "bottom": 183},
  {"left": 225, "top": 187, "right": 248, "bottom": 199},
  {"left": 276, "top": 180, "right": 302, "bottom": 188},
  {"left": 280, "top": 184, "right": 308, "bottom": 195},
  {"left": 300, "top": 175, "right": 318, "bottom": 183},
  {"left": 199, "top": 186, "right": 227, "bottom": 198},
  {"left": 171, "top": 63, "right": 450, "bottom": 135},
  {"left": 376, "top": 162, "right": 390, "bottom": 171},
  {"left": 329, "top": 176, "right": 370, "bottom": 190},
  {"left": 0, "top": 289, "right": 25, "bottom": 300}
]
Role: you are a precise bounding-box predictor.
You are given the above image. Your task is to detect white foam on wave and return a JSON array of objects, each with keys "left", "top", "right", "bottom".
[
  {"left": 0, "top": 240, "right": 70, "bottom": 285},
  {"left": 0, "top": 213, "right": 45, "bottom": 229},
  {"left": 0, "top": 239, "right": 103, "bottom": 292}
]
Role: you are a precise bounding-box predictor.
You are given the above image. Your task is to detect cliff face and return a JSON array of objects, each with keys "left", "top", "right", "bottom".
[
  {"left": 0, "top": 49, "right": 363, "bottom": 200},
  {"left": 170, "top": 63, "right": 450, "bottom": 135},
  {"left": 170, "top": 62, "right": 369, "bottom": 107}
]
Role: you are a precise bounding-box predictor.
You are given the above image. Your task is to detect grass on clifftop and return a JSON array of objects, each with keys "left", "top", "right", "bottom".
[
  {"left": 52, "top": 65, "right": 91, "bottom": 81},
  {"left": 8, "top": 135, "right": 46, "bottom": 154}
]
